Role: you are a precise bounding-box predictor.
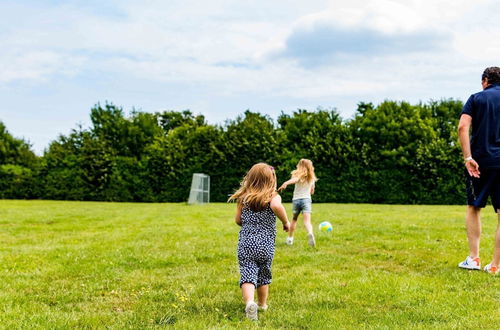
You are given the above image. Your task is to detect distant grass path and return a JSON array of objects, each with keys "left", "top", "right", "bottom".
[{"left": 0, "top": 201, "right": 498, "bottom": 328}]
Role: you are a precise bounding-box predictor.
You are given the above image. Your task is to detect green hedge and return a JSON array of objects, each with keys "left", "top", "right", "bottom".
[{"left": 0, "top": 99, "right": 466, "bottom": 204}]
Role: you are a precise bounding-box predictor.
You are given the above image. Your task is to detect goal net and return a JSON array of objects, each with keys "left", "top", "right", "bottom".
[{"left": 188, "top": 173, "right": 210, "bottom": 204}]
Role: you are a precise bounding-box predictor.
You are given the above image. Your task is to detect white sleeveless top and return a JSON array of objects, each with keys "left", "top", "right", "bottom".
[{"left": 292, "top": 180, "right": 314, "bottom": 200}]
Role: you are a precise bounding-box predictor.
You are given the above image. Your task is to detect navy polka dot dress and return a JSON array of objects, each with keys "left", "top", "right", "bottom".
[{"left": 237, "top": 203, "right": 277, "bottom": 288}]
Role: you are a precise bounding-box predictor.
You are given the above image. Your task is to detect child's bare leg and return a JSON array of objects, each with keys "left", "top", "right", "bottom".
[
  {"left": 257, "top": 285, "right": 269, "bottom": 307},
  {"left": 303, "top": 212, "right": 313, "bottom": 235},
  {"left": 241, "top": 283, "right": 255, "bottom": 304},
  {"left": 288, "top": 213, "right": 299, "bottom": 237},
  {"left": 304, "top": 212, "right": 316, "bottom": 246}
]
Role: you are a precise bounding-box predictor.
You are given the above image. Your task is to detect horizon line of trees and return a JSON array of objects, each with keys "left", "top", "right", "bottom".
[{"left": 1, "top": 99, "right": 465, "bottom": 204}]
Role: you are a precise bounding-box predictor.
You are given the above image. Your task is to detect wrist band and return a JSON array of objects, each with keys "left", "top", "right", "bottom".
[{"left": 464, "top": 156, "right": 473, "bottom": 162}]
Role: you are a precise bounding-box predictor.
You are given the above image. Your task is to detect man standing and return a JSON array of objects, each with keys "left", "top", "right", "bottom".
[{"left": 457, "top": 67, "right": 500, "bottom": 275}]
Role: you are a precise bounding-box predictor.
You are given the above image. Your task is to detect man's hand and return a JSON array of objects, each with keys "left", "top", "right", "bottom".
[
  {"left": 465, "top": 159, "right": 480, "bottom": 178},
  {"left": 282, "top": 221, "right": 290, "bottom": 232}
]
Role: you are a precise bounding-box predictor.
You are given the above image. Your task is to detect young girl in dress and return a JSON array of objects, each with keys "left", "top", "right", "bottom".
[
  {"left": 278, "top": 159, "right": 318, "bottom": 247},
  {"left": 228, "top": 163, "right": 290, "bottom": 321}
]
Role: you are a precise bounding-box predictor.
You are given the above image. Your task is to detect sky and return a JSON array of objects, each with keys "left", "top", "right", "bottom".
[{"left": 1, "top": 0, "right": 499, "bottom": 154}]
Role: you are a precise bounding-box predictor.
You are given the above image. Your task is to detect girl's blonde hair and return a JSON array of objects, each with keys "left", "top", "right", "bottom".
[
  {"left": 291, "top": 159, "right": 317, "bottom": 184},
  {"left": 228, "top": 163, "right": 277, "bottom": 211}
]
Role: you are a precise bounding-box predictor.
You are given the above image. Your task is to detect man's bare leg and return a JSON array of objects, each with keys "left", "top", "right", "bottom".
[{"left": 466, "top": 205, "right": 481, "bottom": 258}]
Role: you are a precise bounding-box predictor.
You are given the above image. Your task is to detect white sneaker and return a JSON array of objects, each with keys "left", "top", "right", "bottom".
[
  {"left": 458, "top": 256, "right": 481, "bottom": 270},
  {"left": 245, "top": 301, "right": 258, "bottom": 321},
  {"left": 307, "top": 233, "right": 316, "bottom": 247},
  {"left": 484, "top": 263, "right": 499, "bottom": 275},
  {"left": 286, "top": 237, "right": 294, "bottom": 245},
  {"left": 258, "top": 304, "right": 268, "bottom": 311}
]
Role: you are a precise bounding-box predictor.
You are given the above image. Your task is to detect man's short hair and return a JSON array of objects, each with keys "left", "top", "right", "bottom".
[{"left": 482, "top": 67, "right": 500, "bottom": 85}]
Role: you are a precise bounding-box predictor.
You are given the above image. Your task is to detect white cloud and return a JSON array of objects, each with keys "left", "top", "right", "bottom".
[
  {"left": 1, "top": 0, "right": 499, "bottom": 154},
  {"left": 323, "top": 0, "right": 489, "bottom": 32},
  {"left": 0, "top": 51, "right": 86, "bottom": 83},
  {"left": 2, "top": 0, "right": 490, "bottom": 88},
  {"left": 454, "top": 29, "right": 500, "bottom": 62}
]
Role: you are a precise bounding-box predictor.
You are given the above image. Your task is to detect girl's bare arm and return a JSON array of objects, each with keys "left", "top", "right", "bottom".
[
  {"left": 270, "top": 194, "right": 290, "bottom": 232},
  {"left": 235, "top": 203, "right": 242, "bottom": 226},
  {"left": 278, "top": 177, "right": 299, "bottom": 192}
]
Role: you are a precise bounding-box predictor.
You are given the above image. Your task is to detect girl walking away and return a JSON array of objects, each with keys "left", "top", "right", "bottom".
[
  {"left": 228, "top": 163, "right": 290, "bottom": 321},
  {"left": 278, "top": 159, "right": 318, "bottom": 247}
]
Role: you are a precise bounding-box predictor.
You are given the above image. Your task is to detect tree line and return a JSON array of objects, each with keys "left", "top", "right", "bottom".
[{"left": 0, "top": 99, "right": 465, "bottom": 204}]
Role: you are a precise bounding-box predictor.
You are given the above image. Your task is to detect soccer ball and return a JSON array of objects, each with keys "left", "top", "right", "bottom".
[{"left": 318, "top": 221, "right": 333, "bottom": 233}]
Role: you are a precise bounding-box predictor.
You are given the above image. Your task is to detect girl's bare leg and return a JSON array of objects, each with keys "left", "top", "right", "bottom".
[
  {"left": 257, "top": 285, "right": 269, "bottom": 307},
  {"left": 303, "top": 212, "right": 313, "bottom": 235},
  {"left": 288, "top": 213, "right": 299, "bottom": 238},
  {"left": 303, "top": 212, "right": 315, "bottom": 246},
  {"left": 241, "top": 283, "right": 255, "bottom": 304}
]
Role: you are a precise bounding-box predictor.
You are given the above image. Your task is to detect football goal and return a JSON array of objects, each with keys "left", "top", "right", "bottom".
[{"left": 188, "top": 173, "right": 210, "bottom": 204}]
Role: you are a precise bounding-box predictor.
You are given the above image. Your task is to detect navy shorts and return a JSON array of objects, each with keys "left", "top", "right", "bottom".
[{"left": 466, "top": 169, "right": 500, "bottom": 212}]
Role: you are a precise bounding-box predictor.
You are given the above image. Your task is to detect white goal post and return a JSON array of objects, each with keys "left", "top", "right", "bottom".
[{"left": 188, "top": 173, "right": 210, "bottom": 204}]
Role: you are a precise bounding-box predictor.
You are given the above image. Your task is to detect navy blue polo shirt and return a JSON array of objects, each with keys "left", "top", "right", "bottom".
[{"left": 461, "top": 83, "right": 500, "bottom": 169}]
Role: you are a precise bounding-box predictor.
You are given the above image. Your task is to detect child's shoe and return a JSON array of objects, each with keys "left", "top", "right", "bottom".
[
  {"left": 245, "top": 301, "right": 258, "bottom": 321},
  {"left": 307, "top": 233, "right": 316, "bottom": 247},
  {"left": 286, "top": 237, "right": 294, "bottom": 245},
  {"left": 458, "top": 256, "right": 481, "bottom": 270},
  {"left": 258, "top": 304, "right": 268, "bottom": 312},
  {"left": 484, "top": 263, "right": 499, "bottom": 275}
]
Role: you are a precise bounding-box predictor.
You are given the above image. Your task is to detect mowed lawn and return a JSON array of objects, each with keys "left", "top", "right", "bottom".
[{"left": 0, "top": 201, "right": 499, "bottom": 329}]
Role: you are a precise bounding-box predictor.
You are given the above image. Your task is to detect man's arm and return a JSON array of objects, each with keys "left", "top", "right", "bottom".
[{"left": 458, "top": 114, "right": 480, "bottom": 178}]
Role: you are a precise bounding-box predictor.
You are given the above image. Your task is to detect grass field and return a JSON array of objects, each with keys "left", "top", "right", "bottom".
[{"left": 0, "top": 200, "right": 499, "bottom": 329}]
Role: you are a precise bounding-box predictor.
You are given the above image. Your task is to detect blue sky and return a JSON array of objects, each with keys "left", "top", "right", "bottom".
[{"left": 1, "top": 0, "right": 499, "bottom": 154}]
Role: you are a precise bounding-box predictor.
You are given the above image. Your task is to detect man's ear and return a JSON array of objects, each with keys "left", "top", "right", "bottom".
[{"left": 482, "top": 77, "right": 489, "bottom": 89}]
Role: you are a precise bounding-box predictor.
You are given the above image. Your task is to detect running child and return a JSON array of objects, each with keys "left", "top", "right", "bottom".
[
  {"left": 278, "top": 159, "right": 318, "bottom": 247},
  {"left": 228, "top": 163, "right": 290, "bottom": 321}
]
